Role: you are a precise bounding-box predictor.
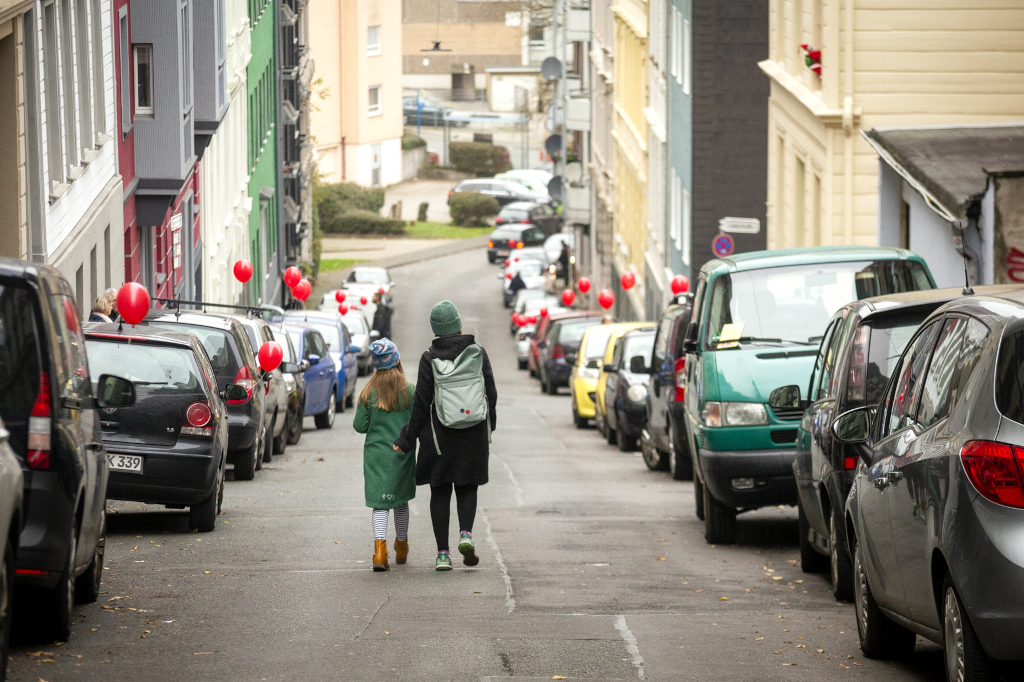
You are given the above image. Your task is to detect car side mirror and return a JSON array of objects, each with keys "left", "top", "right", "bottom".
[
  {"left": 96, "top": 374, "right": 136, "bottom": 408},
  {"left": 603, "top": 364, "right": 617, "bottom": 373},
  {"left": 683, "top": 321, "right": 699, "bottom": 353},
  {"left": 831, "top": 407, "right": 872, "bottom": 445},
  {"left": 308, "top": 354, "right": 321, "bottom": 365},
  {"left": 537, "top": 340, "right": 546, "bottom": 349},
  {"left": 768, "top": 385, "right": 802, "bottom": 411},
  {"left": 223, "top": 384, "right": 249, "bottom": 402},
  {"left": 348, "top": 344, "right": 361, "bottom": 353},
  {"left": 281, "top": 362, "right": 299, "bottom": 374},
  {"left": 369, "top": 330, "right": 381, "bottom": 340},
  {"left": 629, "top": 356, "right": 647, "bottom": 374},
  {"left": 299, "top": 359, "right": 310, "bottom": 371}
]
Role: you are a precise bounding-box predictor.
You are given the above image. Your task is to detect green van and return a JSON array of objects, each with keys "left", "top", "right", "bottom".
[{"left": 681, "top": 247, "right": 934, "bottom": 543}]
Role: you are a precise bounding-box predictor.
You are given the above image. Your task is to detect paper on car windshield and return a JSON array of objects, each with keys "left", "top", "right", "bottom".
[{"left": 717, "top": 323, "right": 744, "bottom": 349}]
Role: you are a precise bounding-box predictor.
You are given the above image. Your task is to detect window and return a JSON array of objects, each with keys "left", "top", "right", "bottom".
[
  {"left": 882, "top": 321, "right": 940, "bottom": 438},
  {"left": 795, "top": 157, "right": 805, "bottom": 244},
  {"left": 118, "top": 9, "right": 131, "bottom": 132},
  {"left": 180, "top": 1, "right": 192, "bottom": 112},
  {"left": 670, "top": 7, "right": 679, "bottom": 81},
  {"left": 368, "top": 85, "right": 381, "bottom": 116},
  {"left": 75, "top": 0, "right": 93, "bottom": 151},
  {"left": 91, "top": 0, "right": 105, "bottom": 135},
  {"left": 59, "top": 0, "right": 78, "bottom": 168},
  {"left": 367, "top": 25, "right": 381, "bottom": 56},
  {"left": 134, "top": 45, "right": 153, "bottom": 115},
  {"left": 809, "top": 319, "right": 837, "bottom": 401},
  {"left": 43, "top": 0, "right": 64, "bottom": 188},
  {"left": 529, "top": 19, "right": 545, "bottom": 46},
  {"left": 819, "top": 311, "right": 853, "bottom": 400},
  {"left": 917, "top": 317, "right": 968, "bottom": 430},
  {"left": 954, "top": 319, "right": 988, "bottom": 407},
  {"left": 216, "top": 0, "right": 226, "bottom": 109},
  {"left": 682, "top": 18, "right": 691, "bottom": 94}
]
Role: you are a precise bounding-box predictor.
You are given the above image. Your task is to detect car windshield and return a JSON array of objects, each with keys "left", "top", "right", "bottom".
[
  {"left": 270, "top": 328, "right": 296, "bottom": 363},
  {"left": 522, "top": 298, "right": 557, "bottom": 315},
  {"left": 583, "top": 325, "right": 616, "bottom": 360},
  {"left": 499, "top": 208, "right": 530, "bottom": 221},
  {"left": 706, "top": 260, "right": 933, "bottom": 348},
  {"left": 87, "top": 340, "right": 202, "bottom": 392},
  {"left": 308, "top": 323, "right": 342, "bottom": 351},
  {"left": 148, "top": 322, "right": 240, "bottom": 377},
  {"left": 556, "top": 318, "right": 602, "bottom": 344},
  {"left": 512, "top": 262, "right": 543, "bottom": 277},
  {"left": 623, "top": 333, "right": 655, "bottom": 367},
  {"left": 491, "top": 229, "right": 522, "bottom": 242},
  {"left": 285, "top": 328, "right": 306, "bottom": 356},
  {"left": 342, "top": 316, "right": 367, "bottom": 336},
  {"left": 348, "top": 270, "right": 388, "bottom": 284}
]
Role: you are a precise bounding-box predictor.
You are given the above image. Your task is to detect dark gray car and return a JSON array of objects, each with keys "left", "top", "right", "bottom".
[{"left": 835, "top": 289, "right": 1024, "bottom": 681}]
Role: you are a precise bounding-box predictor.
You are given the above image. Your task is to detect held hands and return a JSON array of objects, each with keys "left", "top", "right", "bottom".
[{"left": 393, "top": 444, "right": 402, "bottom": 452}]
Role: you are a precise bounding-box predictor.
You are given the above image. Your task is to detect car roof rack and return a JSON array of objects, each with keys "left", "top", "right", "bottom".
[{"left": 151, "top": 296, "right": 280, "bottom": 320}]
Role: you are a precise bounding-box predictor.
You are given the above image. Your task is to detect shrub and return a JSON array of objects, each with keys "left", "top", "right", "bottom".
[
  {"left": 319, "top": 209, "right": 407, "bottom": 235},
  {"left": 448, "top": 142, "right": 512, "bottom": 177},
  {"left": 314, "top": 181, "right": 390, "bottom": 235},
  {"left": 449, "top": 192, "right": 500, "bottom": 227},
  {"left": 402, "top": 133, "right": 427, "bottom": 150}
]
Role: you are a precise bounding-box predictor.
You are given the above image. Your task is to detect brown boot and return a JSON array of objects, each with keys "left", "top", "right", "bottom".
[
  {"left": 394, "top": 539, "right": 409, "bottom": 564},
  {"left": 373, "top": 540, "right": 389, "bottom": 571}
]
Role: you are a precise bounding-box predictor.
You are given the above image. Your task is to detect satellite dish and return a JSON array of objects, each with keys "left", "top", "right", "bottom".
[
  {"left": 547, "top": 176, "right": 563, "bottom": 201},
  {"left": 421, "top": 40, "right": 452, "bottom": 52},
  {"left": 541, "top": 56, "right": 563, "bottom": 80},
  {"left": 545, "top": 134, "right": 562, "bottom": 156},
  {"left": 565, "top": 162, "right": 583, "bottom": 183}
]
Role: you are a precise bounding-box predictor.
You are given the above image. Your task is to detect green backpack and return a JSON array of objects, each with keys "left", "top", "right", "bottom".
[{"left": 430, "top": 344, "right": 488, "bottom": 431}]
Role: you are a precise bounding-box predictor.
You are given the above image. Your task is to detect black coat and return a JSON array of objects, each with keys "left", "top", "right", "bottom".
[
  {"left": 395, "top": 334, "right": 497, "bottom": 487},
  {"left": 372, "top": 303, "right": 393, "bottom": 339}
]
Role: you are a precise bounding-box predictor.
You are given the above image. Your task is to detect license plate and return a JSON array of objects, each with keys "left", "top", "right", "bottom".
[{"left": 107, "top": 454, "right": 143, "bottom": 473}]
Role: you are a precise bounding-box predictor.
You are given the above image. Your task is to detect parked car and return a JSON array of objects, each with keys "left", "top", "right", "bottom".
[
  {"left": 602, "top": 329, "right": 657, "bottom": 451},
  {"left": 268, "top": 324, "right": 306, "bottom": 445},
  {"left": 144, "top": 311, "right": 268, "bottom": 482},
  {"left": 543, "top": 233, "right": 575, "bottom": 265},
  {"left": 515, "top": 322, "right": 537, "bottom": 371},
  {"left": 0, "top": 259, "right": 133, "bottom": 641},
  {"left": 642, "top": 294, "right": 694, "bottom": 479},
  {"left": 0, "top": 415, "right": 24, "bottom": 671},
  {"left": 835, "top": 289, "right": 1024, "bottom": 679},
  {"left": 342, "top": 311, "right": 371, "bottom": 374},
  {"left": 495, "top": 169, "right": 554, "bottom": 194},
  {"left": 773, "top": 287, "right": 1010, "bottom": 600},
  {"left": 510, "top": 290, "right": 558, "bottom": 334},
  {"left": 449, "top": 178, "right": 551, "bottom": 208},
  {"left": 281, "top": 311, "right": 359, "bottom": 410},
  {"left": 503, "top": 260, "right": 547, "bottom": 307},
  {"left": 682, "top": 247, "right": 936, "bottom": 544},
  {"left": 494, "top": 201, "right": 562, "bottom": 236},
  {"left": 402, "top": 96, "right": 449, "bottom": 126},
  {"left": 230, "top": 315, "right": 290, "bottom": 460},
  {"left": 347, "top": 267, "right": 394, "bottom": 300},
  {"left": 83, "top": 324, "right": 244, "bottom": 532},
  {"left": 283, "top": 325, "right": 338, "bottom": 428},
  {"left": 536, "top": 311, "right": 605, "bottom": 395},
  {"left": 487, "top": 225, "right": 547, "bottom": 263},
  {"left": 571, "top": 322, "right": 652, "bottom": 428}
]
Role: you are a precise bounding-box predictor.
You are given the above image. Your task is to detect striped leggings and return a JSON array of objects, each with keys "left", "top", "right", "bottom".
[{"left": 371, "top": 504, "right": 409, "bottom": 541}]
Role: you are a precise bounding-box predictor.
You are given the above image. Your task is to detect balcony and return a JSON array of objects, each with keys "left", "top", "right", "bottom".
[
  {"left": 566, "top": 95, "right": 591, "bottom": 132},
  {"left": 566, "top": 8, "right": 591, "bottom": 42},
  {"left": 564, "top": 183, "right": 591, "bottom": 225},
  {"left": 193, "top": 0, "right": 229, "bottom": 135}
]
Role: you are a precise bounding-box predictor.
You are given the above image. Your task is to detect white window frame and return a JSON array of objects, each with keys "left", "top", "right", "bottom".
[
  {"left": 368, "top": 84, "right": 382, "bottom": 117},
  {"left": 133, "top": 44, "right": 153, "bottom": 115},
  {"left": 670, "top": 7, "right": 679, "bottom": 82},
  {"left": 367, "top": 25, "right": 381, "bottom": 56},
  {"left": 681, "top": 186, "right": 691, "bottom": 265},
  {"left": 682, "top": 18, "right": 691, "bottom": 94},
  {"left": 118, "top": 7, "right": 130, "bottom": 133}
]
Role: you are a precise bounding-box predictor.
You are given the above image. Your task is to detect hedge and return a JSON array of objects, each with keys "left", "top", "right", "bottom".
[
  {"left": 449, "top": 192, "right": 500, "bottom": 227},
  {"left": 314, "top": 181, "right": 393, "bottom": 235},
  {"left": 320, "top": 209, "right": 406, "bottom": 235},
  {"left": 448, "top": 141, "right": 512, "bottom": 177},
  {"left": 402, "top": 133, "right": 427, "bottom": 150}
]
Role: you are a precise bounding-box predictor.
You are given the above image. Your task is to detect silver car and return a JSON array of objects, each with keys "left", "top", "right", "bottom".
[
  {"left": 342, "top": 311, "right": 371, "bottom": 375},
  {"left": 230, "top": 315, "right": 290, "bottom": 462}
]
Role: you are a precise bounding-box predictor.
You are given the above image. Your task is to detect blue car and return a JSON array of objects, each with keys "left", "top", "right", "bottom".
[
  {"left": 281, "top": 311, "right": 360, "bottom": 410},
  {"left": 283, "top": 325, "right": 338, "bottom": 429}
]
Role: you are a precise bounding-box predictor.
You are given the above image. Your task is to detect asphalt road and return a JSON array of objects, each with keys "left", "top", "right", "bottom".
[{"left": 8, "top": 250, "right": 948, "bottom": 681}]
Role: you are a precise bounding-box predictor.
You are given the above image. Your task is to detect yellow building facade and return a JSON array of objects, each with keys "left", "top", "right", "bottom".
[{"left": 760, "top": 0, "right": 1024, "bottom": 250}]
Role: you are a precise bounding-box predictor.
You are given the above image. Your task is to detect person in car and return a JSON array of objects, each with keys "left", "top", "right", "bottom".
[
  {"left": 353, "top": 338, "right": 416, "bottom": 572},
  {"left": 371, "top": 292, "right": 393, "bottom": 340},
  {"left": 394, "top": 301, "right": 498, "bottom": 571}
]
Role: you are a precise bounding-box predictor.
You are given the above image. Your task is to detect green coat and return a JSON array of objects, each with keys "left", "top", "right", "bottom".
[{"left": 353, "top": 385, "right": 417, "bottom": 509}]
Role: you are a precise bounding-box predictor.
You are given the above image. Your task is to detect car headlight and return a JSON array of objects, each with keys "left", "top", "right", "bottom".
[
  {"left": 626, "top": 384, "right": 648, "bottom": 403},
  {"left": 702, "top": 401, "right": 768, "bottom": 427},
  {"left": 578, "top": 367, "right": 599, "bottom": 381}
]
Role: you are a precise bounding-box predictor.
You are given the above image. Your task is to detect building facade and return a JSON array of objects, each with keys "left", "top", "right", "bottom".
[
  {"left": 760, "top": 0, "right": 1024, "bottom": 251},
  {"left": 0, "top": 1, "right": 36, "bottom": 263},
  {"left": 588, "top": 0, "right": 615, "bottom": 296},
  {"left": 642, "top": 0, "right": 667, "bottom": 320},
  {"left": 279, "top": 0, "right": 313, "bottom": 269},
  {"left": 664, "top": 0, "right": 691, "bottom": 287},
  {"left": 309, "top": 0, "right": 402, "bottom": 188}
]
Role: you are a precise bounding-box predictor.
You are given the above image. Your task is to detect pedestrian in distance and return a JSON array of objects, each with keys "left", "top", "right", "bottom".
[
  {"left": 371, "top": 291, "right": 393, "bottom": 340},
  {"left": 89, "top": 295, "right": 113, "bottom": 323},
  {"left": 394, "top": 300, "right": 497, "bottom": 571},
  {"left": 508, "top": 271, "right": 527, "bottom": 300},
  {"left": 353, "top": 338, "right": 417, "bottom": 571}
]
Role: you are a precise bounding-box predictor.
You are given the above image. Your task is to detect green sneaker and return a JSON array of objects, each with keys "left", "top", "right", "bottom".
[
  {"left": 435, "top": 551, "right": 452, "bottom": 571},
  {"left": 458, "top": 532, "right": 480, "bottom": 566}
]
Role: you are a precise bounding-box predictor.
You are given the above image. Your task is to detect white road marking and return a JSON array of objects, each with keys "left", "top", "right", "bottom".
[
  {"left": 494, "top": 455, "right": 524, "bottom": 506},
  {"left": 614, "top": 615, "right": 646, "bottom": 680},
  {"left": 480, "top": 508, "right": 516, "bottom": 614}
]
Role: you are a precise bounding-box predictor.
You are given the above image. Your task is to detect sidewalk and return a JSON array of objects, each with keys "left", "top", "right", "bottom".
[
  {"left": 320, "top": 237, "right": 451, "bottom": 261},
  {"left": 382, "top": 179, "right": 459, "bottom": 222}
]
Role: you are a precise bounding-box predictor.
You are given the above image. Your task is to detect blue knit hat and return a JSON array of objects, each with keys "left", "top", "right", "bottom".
[{"left": 369, "top": 338, "right": 400, "bottom": 370}]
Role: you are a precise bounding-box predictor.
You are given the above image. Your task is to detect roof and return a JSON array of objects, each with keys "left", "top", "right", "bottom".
[
  {"left": 862, "top": 124, "right": 1024, "bottom": 221},
  {"left": 704, "top": 246, "right": 919, "bottom": 275},
  {"left": 84, "top": 322, "right": 196, "bottom": 348}
]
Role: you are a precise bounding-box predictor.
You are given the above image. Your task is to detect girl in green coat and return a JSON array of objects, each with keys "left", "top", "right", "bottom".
[{"left": 353, "top": 338, "right": 416, "bottom": 571}]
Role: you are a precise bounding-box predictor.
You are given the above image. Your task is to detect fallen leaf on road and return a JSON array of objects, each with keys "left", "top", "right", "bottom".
[
  {"left": 204, "top": 571, "right": 212, "bottom": 574},
  {"left": 658, "top": 557, "right": 666, "bottom": 561},
  {"left": 719, "top": 597, "right": 729, "bottom": 601},
  {"left": 755, "top": 637, "right": 764, "bottom": 641},
  {"left": 384, "top": 631, "right": 390, "bottom": 635},
  {"left": 772, "top": 576, "right": 783, "bottom": 580},
  {"left": 817, "top": 649, "right": 824, "bottom": 653},
  {"left": 193, "top": 652, "right": 214, "bottom": 655},
  {"left": 553, "top": 677, "right": 566, "bottom": 680}
]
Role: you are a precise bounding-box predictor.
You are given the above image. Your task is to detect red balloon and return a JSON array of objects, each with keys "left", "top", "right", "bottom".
[
  {"left": 508, "top": 239, "right": 516, "bottom": 249},
  {"left": 503, "top": 259, "right": 510, "bottom": 267},
  {"left": 292, "top": 280, "right": 311, "bottom": 301},
  {"left": 598, "top": 289, "right": 615, "bottom": 310},
  {"left": 620, "top": 272, "right": 636, "bottom": 290},
  {"left": 526, "top": 315, "right": 538, "bottom": 324},
  {"left": 258, "top": 341, "right": 283, "bottom": 372},
  {"left": 335, "top": 290, "right": 346, "bottom": 303},
  {"left": 360, "top": 296, "right": 368, "bottom": 305},
  {"left": 671, "top": 274, "right": 690, "bottom": 295},
  {"left": 284, "top": 266, "right": 302, "bottom": 288},
  {"left": 512, "top": 313, "right": 523, "bottom": 327},
  {"left": 233, "top": 259, "right": 253, "bottom": 283},
  {"left": 378, "top": 287, "right": 385, "bottom": 294},
  {"left": 337, "top": 304, "right": 347, "bottom": 315},
  {"left": 577, "top": 277, "right": 591, "bottom": 293},
  {"left": 540, "top": 307, "right": 548, "bottom": 318},
  {"left": 562, "top": 289, "right": 575, "bottom": 306},
  {"left": 116, "top": 282, "right": 150, "bottom": 325}
]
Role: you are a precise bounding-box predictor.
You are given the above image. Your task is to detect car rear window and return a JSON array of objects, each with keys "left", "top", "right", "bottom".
[
  {"left": 342, "top": 316, "right": 367, "bottom": 336},
  {"left": 845, "top": 309, "right": 931, "bottom": 408},
  {"left": 623, "top": 332, "right": 655, "bottom": 365},
  {"left": 491, "top": 229, "right": 521, "bottom": 242},
  {"left": 149, "top": 322, "right": 241, "bottom": 378},
  {"left": 307, "top": 323, "right": 342, "bottom": 351},
  {"left": 500, "top": 209, "right": 530, "bottom": 222},
  {"left": 512, "top": 262, "right": 543, "bottom": 277},
  {"left": 583, "top": 325, "right": 615, "bottom": 361},
  {"left": 996, "top": 328, "right": 1024, "bottom": 424},
  {"left": 554, "top": 318, "right": 602, "bottom": 345},
  {"left": 86, "top": 340, "right": 205, "bottom": 394},
  {"left": 270, "top": 328, "right": 297, "bottom": 363},
  {"left": 0, "top": 280, "right": 43, "bottom": 456}
]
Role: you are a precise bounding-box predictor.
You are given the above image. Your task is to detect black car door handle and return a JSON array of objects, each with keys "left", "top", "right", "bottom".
[{"left": 86, "top": 442, "right": 104, "bottom": 451}]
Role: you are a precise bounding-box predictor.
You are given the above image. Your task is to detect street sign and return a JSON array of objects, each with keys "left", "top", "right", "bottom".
[
  {"left": 718, "top": 217, "right": 760, "bottom": 234},
  {"left": 713, "top": 233, "right": 735, "bottom": 258}
]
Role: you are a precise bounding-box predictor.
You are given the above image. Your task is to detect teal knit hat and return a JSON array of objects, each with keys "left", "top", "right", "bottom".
[{"left": 430, "top": 300, "right": 462, "bottom": 336}]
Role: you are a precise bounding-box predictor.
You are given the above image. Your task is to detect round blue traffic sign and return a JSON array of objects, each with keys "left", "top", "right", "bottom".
[{"left": 713, "top": 233, "right": 735, "bottom": 257}]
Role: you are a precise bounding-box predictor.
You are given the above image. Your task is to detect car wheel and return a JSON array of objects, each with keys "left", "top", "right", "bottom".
[
  {"left": 605, "top": 417, "right": 617, "bottom": 445},
  {"left": 703, "top": 484, "right": 737, "bottom": 544},
  {"left": 42, "top": 527, "right": 75, "bottom": 641},
  {"left": 233, "top": 437, "right": 258, "bottom": 481},
  {"left": 256, "top": 427, "right": 268, "bottom": 469},
  {"left": 216, "top": 464, "right": 225, "bottom": 514},
  {"left": 336, "top": 392, "right": 346, "bottom": 414},
  {"left": 799, "top": 500, "right": 829, "bottom": 573},
  {"left": 641, "top": 434, "right": 668, "bottom": 470},
  {"left": 943, "top": 573, "right": 993, "bottom": 682},
  {"left": 0, "top": 538, "right": 13, "bottom": 678},
  {"left": 315, "top": 392, "right": 336, "bottom": 429},
  {"left": 273, "top": 412, "right": 287, "bottom": 455},
  {"left": 75, "top": 510, "right": 104, "bottom": 604},
  {"left": 694, "top": 475, "right": 705, "bottom": 520},
  {"left": 189, "top": 468, "right": 220, "bottom": 533},
  {"left": 345, "top": 390, "right": 354, "bottom": 409},
  {"left": 616, "top": 417, "right": 637, "bottom": 452},
  {"left": 853, "top": 541, "right": 916, "bottom": 659},
  {"left": 518, "top": 358, "right": 527, "bottom": 370},
  {"left": 572, "top": 401, "right": 587, "bottom": 429},
  {"left": 539, "top": 371, "right": 548, "bottom": 394},
  {"left": 830, "top": 507, "right": 854, "bottom": 602},
  {"left": 669, "top": 420, "right": 692, "bottom": 480},
  {"left": 546, "top": 376, "right": 559, "bottom": 395},
  {"left": 287, "top": 401, "right": 304, "bottom": 445}
]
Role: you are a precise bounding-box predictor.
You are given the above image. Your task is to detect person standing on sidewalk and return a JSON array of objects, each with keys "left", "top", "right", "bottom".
[
  {"left": 394, "top": 300, "right": 497, "bottom": 571},
  {"left": 372, "top": 292, "right": 393, "bottom": 340},
  {"left": 354, "top": 339, "right": 416, "bottom": 571}
]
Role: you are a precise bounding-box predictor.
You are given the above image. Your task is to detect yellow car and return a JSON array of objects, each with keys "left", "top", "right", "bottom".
[{"left": 570, "top": 322, "right": 654, "bottom": 428}]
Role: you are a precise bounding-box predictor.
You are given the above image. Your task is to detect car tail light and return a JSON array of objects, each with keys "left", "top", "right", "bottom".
[
  {"left": 552, "top": 345, "right": 565, "bottom": 359},
  {"left": 960, "top": 440, "right": 1024, "bottom": 509},
  {"left": 488, "top": 240, "right": 494, "bottom": 248},
  {"left": 448, "top": 190, "right": 453, "bottom": 197},
  {"left": 27, "top": 371, "right": 51, "bottom": 470},
  {"left": 516, "top": 241, "right": 524, "bottom": 249},
  {"left": 495, "top": 218, "right": 505, "bottom": 224},
  {"left": 520, "top": 219, "right": 530, "bottom": 224},
  {"left": 508, "top": 239, "right": 516, "bottom": 249},
  {"left": 182, "top": 401, "right": 215, "bottom": 437},
  {"left": 844, "top": 456, "right": 858, "bottom": 470},
  {"left": 674, "top": 357, "right": 686, "bottom": 402},
  {"left": 230, "top": 366, "right": 254, "bottom": 405},
  {"left": 15, "top": 568, "right": 49, "bottom": 576}
]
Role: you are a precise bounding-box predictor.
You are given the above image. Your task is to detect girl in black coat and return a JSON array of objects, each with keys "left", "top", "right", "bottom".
[{"left": 394, "top": 300, "right": 497, "bottom": 571}]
